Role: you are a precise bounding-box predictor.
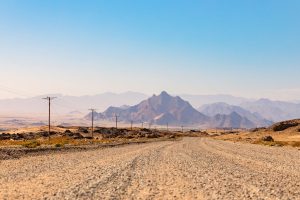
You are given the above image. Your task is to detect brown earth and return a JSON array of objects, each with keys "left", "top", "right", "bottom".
[
  {"left": 0, "top": 137, "right": 299, "bottom": 199},
  {"left": 214, "top": 119, "right": 300, "bottom": 147}
]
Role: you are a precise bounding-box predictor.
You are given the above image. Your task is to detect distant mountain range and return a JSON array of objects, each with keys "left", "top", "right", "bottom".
[
  {"left": 199, "top": 102, "right": 273, "bottom": 127},
  {"left": 0, "top": 92, "right": 251, "bottom": 115},
  {"left": 240, "top": 99, "right": 300, "bottom": 122},
  {"left": 86, "top": 91, "right": 210, "bottom": 126},
  {"left": 85, "top": 92, "right": 277, "bottom": 128},
  {"left": 1, "top": 91, "right": 300, "bottom": 128}
]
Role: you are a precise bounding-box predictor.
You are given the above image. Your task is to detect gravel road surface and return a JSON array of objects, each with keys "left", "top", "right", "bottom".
[{"left": 0, "top": 138, "right": 299, "bottom": 200}]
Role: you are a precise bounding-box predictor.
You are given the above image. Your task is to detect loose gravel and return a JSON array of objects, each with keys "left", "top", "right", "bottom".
[{"left": 0, "top": 138, "right": 299, "bottom": 199}]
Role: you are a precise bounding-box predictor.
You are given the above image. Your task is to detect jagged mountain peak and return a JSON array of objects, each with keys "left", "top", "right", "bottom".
[{"left": 89, "top": 91, "right": 209, "bottom": 126}]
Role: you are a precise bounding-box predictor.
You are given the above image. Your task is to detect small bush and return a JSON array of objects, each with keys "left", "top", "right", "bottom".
[
  {"left": 22, "top": 141, "right": 41, "bottom": 148},
  {"left": 64, "top": 130, "right": 72, "bottom": 134},
  {"left": 54, "top": 143, "right": 64, "bottom": 148}
]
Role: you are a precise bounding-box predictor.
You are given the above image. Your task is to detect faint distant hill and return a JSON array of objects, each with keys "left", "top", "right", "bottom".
[
  {"left": 199, "top": 102, "right": 273, "bottom": 127},
  {"left": 86, "top": 91, "right": 210, "bottom": 126},
  {"left": 240, "top": 99, "right": 300, "bottom": 122},
  {"left": 0, "top": 92, "right": 148, "bottom": 115},
  {"left": 210, "top": 112, "right": 255, "bottom": 129},
  {"left": 180, "top": 94, "right": 250, "bottom": 108}
]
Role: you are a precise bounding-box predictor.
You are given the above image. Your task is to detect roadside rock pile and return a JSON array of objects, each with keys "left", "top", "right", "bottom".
[
  {"left": 94, "top": 128, "right": 165, "bottom": 139},
  {"left": 0, "top": 126, "right": 211, "bottom": 142},
  {"left": 0, "top": 133, "right": 34, "bottom": 140},
  {"left": 261, "top": 135, "right": 274, "bottom": 142},
  {"left": 271, "top": 119, "right": 300, "bottom": 132}
]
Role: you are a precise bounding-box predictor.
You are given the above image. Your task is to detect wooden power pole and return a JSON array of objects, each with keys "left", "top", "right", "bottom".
[
  {"left": 114, "top": 114, "right": 119, "bottom": 129},
  {"left": 42, "top": 96, "right": 56, "bottom": 142},
  {"left": 89, "top": 109, "right": 96, "bottom": 138}
]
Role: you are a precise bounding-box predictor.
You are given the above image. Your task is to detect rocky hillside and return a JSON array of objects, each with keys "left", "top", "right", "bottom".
[
  {"left": 85, "top": 92, "right": 271, "bottom": 129},
  {"left": 87, "top": 91, "right": 210, "bottom": 126},
  {"left": 269, "top": 119, "right": 300, "bottom": 132}
]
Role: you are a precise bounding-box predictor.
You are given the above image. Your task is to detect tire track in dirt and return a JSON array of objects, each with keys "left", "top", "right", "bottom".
[{"left": 0, "top": 138, "right": 299, "bottom": 200}]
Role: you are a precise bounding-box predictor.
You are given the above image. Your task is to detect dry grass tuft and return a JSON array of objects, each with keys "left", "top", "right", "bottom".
[
  {"left": 252, "top": 139, "right": 300, "bottom": 147},
  {"left": 22, "top": 140, "right": 41, "bottom": 148}
]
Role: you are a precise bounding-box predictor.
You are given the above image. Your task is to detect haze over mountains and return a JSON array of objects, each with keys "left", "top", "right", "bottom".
[
  {"left": 199, "top": 103, "right": 273, "bottom": 127},
  {"left": 0, "top": 92, "right": 148, "bottom": 115},
  {"left": 240, "top": 99, "right": 300, "bottom": 122},
  {"left": 87, "top": 91, "right": 210, "bottom": 126},
  {"left": 1, "top": 91, "right": 300, "bottom": 128},
  {"left": 85, "top": 91, "right": 288, "bottom": 128}
]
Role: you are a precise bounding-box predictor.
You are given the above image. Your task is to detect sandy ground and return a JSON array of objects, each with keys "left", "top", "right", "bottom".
[{"left": 0, "top": 138, "right": 300, "bottom": 200}]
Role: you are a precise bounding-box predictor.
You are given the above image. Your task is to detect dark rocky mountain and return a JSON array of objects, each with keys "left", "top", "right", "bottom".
[
  {"left": 87, "top": 91, "right": 210, "bottom": 126},
  {"left": 199, "top": 102, "right": 273, "bottom": 127}
]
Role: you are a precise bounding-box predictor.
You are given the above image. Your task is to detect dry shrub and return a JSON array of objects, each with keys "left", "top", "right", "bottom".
[
  {"left": 22, "top": 140, "right": 41, "bottom": 148},
  {"left": 54, "top": 143, "right": 64, "bottom": 148},
  {"left": 290, "top": 141, "right": 300, "bottom": 147}
]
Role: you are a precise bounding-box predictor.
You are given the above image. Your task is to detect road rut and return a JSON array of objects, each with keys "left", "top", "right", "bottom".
[{"left": 0, "top": 138, "right": 299, "bottom": 199}]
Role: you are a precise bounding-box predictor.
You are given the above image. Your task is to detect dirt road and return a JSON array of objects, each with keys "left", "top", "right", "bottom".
[{"left": 0, "top": 138, "right": 299, "bottom": 200}]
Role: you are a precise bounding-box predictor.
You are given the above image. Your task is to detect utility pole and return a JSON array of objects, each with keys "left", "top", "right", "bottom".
[
  {"left": 114, "top": 114, "right": 119, "bottom": 129},
  {"left": 42, "top": 96, "right": 56, "bottom": 142},
  {"left": 131, "top": 120, "right": 133, "bottom": 131},
  {"left": 89, "top": 109, "right": 96, "bottom": 138}
]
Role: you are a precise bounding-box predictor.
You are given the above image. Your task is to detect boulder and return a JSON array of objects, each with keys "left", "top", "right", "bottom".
[{"left": 261, "top": 136, "right": 274, "bottom": 142}]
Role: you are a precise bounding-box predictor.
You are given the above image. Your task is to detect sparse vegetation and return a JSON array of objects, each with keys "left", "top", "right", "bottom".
[
  {"left": 253, "top": 140, "right": 283, "bottom": 147},
  {"left": 0, "top": 125, "right": 199, "bottom": 148},
  {"left": 253, "top": 140, "right": 300, "bottom": 147},
  {"left": 22, "top": 140, "right": 41, "bottom": 148}
]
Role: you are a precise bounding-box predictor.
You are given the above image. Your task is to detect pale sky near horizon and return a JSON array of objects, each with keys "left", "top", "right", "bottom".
[{"left": 0, "top": 0, "right": 300, "bottom": 100}]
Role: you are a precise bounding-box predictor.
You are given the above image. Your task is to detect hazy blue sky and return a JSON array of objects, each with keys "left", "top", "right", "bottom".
[{"left": 0, "top": 0, "right": 299, "bottom": 100}]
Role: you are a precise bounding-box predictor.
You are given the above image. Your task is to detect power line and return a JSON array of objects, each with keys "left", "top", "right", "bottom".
[
  {"left": 0, "top": 84, "right": 34, "bottom": 98},
  {"left": 42, "top": 96, "right": 57, "bottom": 141}
]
